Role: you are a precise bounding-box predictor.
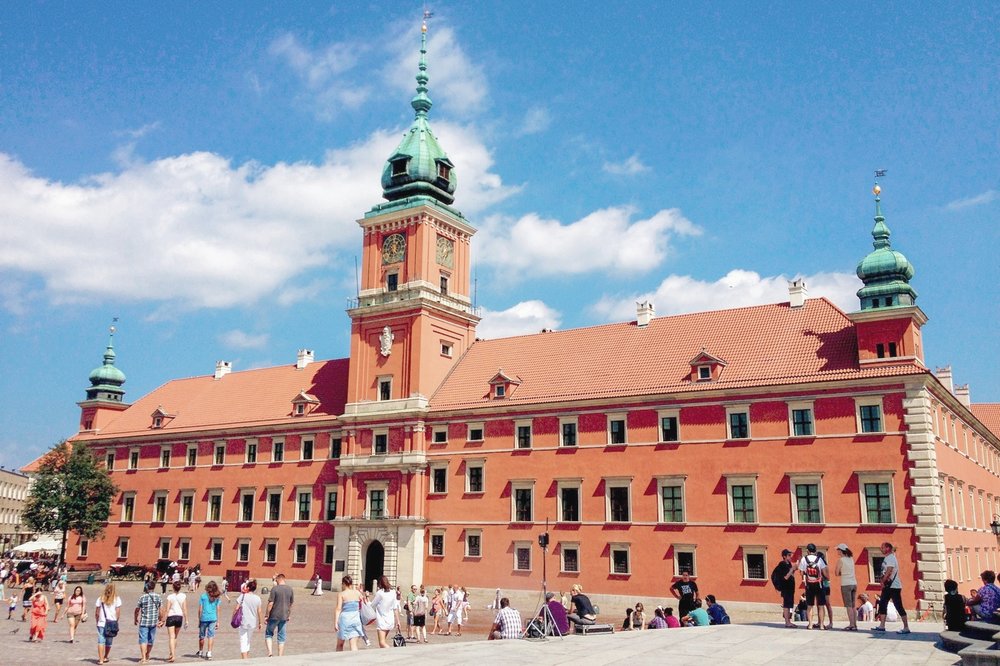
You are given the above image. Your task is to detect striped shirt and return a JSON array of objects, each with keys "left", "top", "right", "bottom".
[
  {"left": 136, "top": 593, "right": 162, "bottom": 627},
  {"left": 494, "top": 606, "right": 522, "bottom": 639}
]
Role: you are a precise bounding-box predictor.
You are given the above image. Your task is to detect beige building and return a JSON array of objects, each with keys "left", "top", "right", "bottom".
[{"left": 0, "top": 467, "right": 31, "bottom": 552}]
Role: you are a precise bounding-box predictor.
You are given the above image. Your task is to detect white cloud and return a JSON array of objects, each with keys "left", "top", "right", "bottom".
[
  {"left": 477, "top": 300, "right": 561, "bottom": 339},
  {"left": 475, "top": 206, "right": 700, "bottom": 277},
  {"left": 219, "top": 329, "right": 270, "bottom": 350},
  {"left": 591, "top": 269, "right": 861, "bottom": 321},
  {"left": 268, "top": 32, "right": 370, "bottom": 119},
  {"left": 603, "top": 154, "right": 650, "bottom": 176},
  {"left": 517, "top": 107, "right": 551, "bottom": 136},
  {"left": 945, "top": 189, "right": 997, "bottom": 211},
  {"left": 0, "top": 122, "right": 514, "bottom": 313}
]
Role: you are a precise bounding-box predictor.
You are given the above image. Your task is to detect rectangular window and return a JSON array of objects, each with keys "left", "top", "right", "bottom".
[
  {"left": 272, "top": 440, "right": 284, "bottom": 462},
  {"left": 237, "top": 540, "right": 250, "bottom": 563},
  {"left": 330, "top": 437, "right": 342, "bottom": 459},
  {"left": 302, "top": 438, "right": 314, "bottom": 460},
  {"left": 609, "top": 417, "right": 627, "bottom": 445},
  {"left": 214, "top": 443, "right": 226, "bottom": 465},
  {"left": 129, "top": 449, "right": 139, "bottom": 469},
  {"left": 864, "top": 482, "right": 893, "bottom": 523},
  {"left": 264, "top": 540, "right": 277, "bottom": 563},
  {"left": 728, "top": 410, "right": 750, "bottom": 439},
  {"left": 660, "top": 483, "right": 685, "bottom": 523},
  {"left": 467, "top": 463, "right": 484, "bottom": 493},
  {"left": 180, "top": 493, "right": 194, "bottom": 522},
  {"left": 159, "top": 538, "right": 171, "bottom": 560},
  {"left": 660, "top": 415, "right": 679, "bottom": 442},
  {"left": 514, "top": 487, "right": 533, "bottom": 522},
  {"left": 560, "top": 485, "right": 581, "bottom": 522},
  {"left": 211, "top": 540, "right": 223, "bottom": 562},
  {"left": 325, "top": 489, "right": 338, "bottom": 521},
  {"left": 467, "top": 425, "right": 484, "bottom": 441},
  {"left": 607, "top": 483, "right": 631, "bottom": 522},
  {"left": 179, "top": 539, "right": 191, "bottom": 561},
  {"left": 79, "top": 539, "right": 89, "bottom": 558},
  {"left": 743, "top": 547, "right": 767, "bottom": 580},
  {"left": 794, "top": 482, "right": 822, "bottom": 523},
  {"left": 610, "top": 544, "right": 630, "bottom": 575},
  {"left": 726, "top": 476, "right": 758, "bottom": 523},
  {"left": 387, "top": 273, "right": 398, "bottom": 292},
  {"left": 441, "top": 343, "right": 453, "bottom": 357},
  {"left": 160, "top": 447, "right": 171, "bottom": 468},
  {"left": 562, "top": 544, "right": 579, "bottom": 573},
  {"left": 433, "top": 428, "right": 448, "bottom": 444},
  {"left": 369, "top": 489, "right": 385, "bottom": 519},
  {"left": 466, "top": 531, "right": 482, "bottom": 558},
  {"left": 675, "top": 546, "right": 696, "bottom": 576},
  {"left": 859, "top": 404, "right": 883, "bottom": 433},
  {"left": 516, "top": 423, "right": 532, "bottom": 449},
  {"left": 494, "top": 384, "right": 506, "bottom": 398},
  {"left": 515, "top": 543, "right": 531, "bottom": 571},
  {"left": 241, "top": 491, "right": 254, "bottom": 522},
  {"left": 106, "top": 452, "right": 115, "bottom": 470},
  {"left": 561, "top": 421, "right": 577, "bottom": 447},
  {"left": 246, "top": 442, "right": 257, "bottom": 463},
  {"left": 153, "top": 493, "right": 167, "bottom": 523},
  {"left": 186, "top": 445, "right": 198, "bottom": 467},
  {"left": 297, "top": 490, "right": 312, "bottom": 521},
  {"left": 430, "top": 532, "right": 444, "bottom": 557},
  {"left": 374, "top": 433, "right": 388, "bottom": 455},
  {"left": 118, "top": 538, "right": 129, "bottom": 559},
  {"left": 208, "top": 492, "right": 222, "bottom": 522},
  {"left": 379, "top": 379, "right": 391, "bottom": 401},
  {"left": 267, "top": 491, "right": 281, "bottom": 522},
  {"left": 324, "top": 541, "right": 335, "bottom": 565},
  {"left": 122, "top": 494, "right": 135, "bottom": 523},
  {"left": 791, "top": 408, "right": 814, "bottom": 436},
  {"left": 439, "top": 274, "right": 449, "bottom": 295},
  {"left": 431, "top": 467, "right": 447, "bottom": 494}
]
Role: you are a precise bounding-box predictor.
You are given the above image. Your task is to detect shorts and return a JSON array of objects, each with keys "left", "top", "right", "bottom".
[
  {"left": 265, "top": 618, "right": 287, "bottom": 643},
  {"left": 165, "top": 615, "right": 183, "bottom": 628},
  {"left": 54, "top": 598, "right": 64, "bottom": 607},
  {"left": 780, "top": 589, "right": 795, "bottom": 610},
  {"left": 138, "top": 625, "right": 157, "bottom": 645},
  {"left": 413, "top": 615, "right": 426, "bottom": 627},
  {"left": 805, "top": 583, "right": 827, "bottom": 606},
  {"left": 199, "top": 620, "right": 216, "bottom": 639},
  {"left": 239, "top": 626, "right": 255, "bottom": 653},
  {"left": 97, "top": 625, "right": 114, "bottom": 647},
  {"left": 840, "top": 585, "right": 857, "bottom": 607}
]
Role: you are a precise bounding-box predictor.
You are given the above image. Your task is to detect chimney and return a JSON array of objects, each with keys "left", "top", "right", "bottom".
[
  {"left": 636, "top": 300, "right": 655, "bottom": 327},
  {"left": 214, "top": 361, "right": 232, "bottom": 380},
  {"left": 935, "top": 366, "right": 953, "bottom": 393},
  {"left": 788, "top": 279, "right": 808, "bottom": 308},
  {"left": 955, "top": 384, "right": 971, "bottom": 407},
  {"left": 296, "top": 349, "right": 315, "bottom": 369}
]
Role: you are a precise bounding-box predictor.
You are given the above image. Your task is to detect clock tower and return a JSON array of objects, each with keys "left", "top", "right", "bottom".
[{"left": 336, "top": 19, "right": 479, "bottom": 591}]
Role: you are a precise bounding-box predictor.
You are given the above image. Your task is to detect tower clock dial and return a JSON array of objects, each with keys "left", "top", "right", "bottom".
[
  {"left": 382, "top": 233, "right": 406, "bottom": 264},
  {"left": 436, "top": 235, "right": 454, "bottom": 268}
]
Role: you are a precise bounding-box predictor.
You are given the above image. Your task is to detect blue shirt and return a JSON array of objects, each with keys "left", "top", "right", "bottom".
[
  {"left": 199, "top": 593, "right": 221, "bottom": 622},
  {"left": 707, "top": 603, "right": 728, "bottom": 624},
  {"left": 686, "top": 608, "right": 710, "bottom": 626}
]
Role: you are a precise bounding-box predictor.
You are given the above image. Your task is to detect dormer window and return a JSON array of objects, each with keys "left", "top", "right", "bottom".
[
  {"left": 495, "top": 385, "right": 506, "bottom": 398},
  {"left": 688, "top": 350, "right": 728, "bottom": 383},
  {"left": 153, "top": 416, "right": 162, "bottom": 428},
  {"left": 391, "top": 157, "right": 409, "bottom": 177},
  {"left": 437, "top": 162, "right": 451, "bottom": 180},
  {"left": 291, "top": 390, "right": 320, "bottom": 417},
  {"left": 698, "top": 366, "right": 711, "bottom": 381},
  {"left": 150, "top": 406, "right": 175, "bottom": 429},
  {"left": 488, "top": 369, "right": 521, "bottom": 400}
]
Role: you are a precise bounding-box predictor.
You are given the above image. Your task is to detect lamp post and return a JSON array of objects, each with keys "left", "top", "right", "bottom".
[{"left": 990, "top": 515, "right": 1000, "bottom": 537}]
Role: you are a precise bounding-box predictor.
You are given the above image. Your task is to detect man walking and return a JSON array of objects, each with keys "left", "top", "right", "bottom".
[
  {"left": 874, "top": 542, "right": 911, "bottom": 634},
  {"left": 265, "top": 573, "right": 294, "bottom": 657},
  {"left": 134, "top": 580, "right": 163, "bottom": 664}
]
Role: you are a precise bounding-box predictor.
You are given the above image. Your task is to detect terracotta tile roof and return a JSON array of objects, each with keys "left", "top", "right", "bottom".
[
  {"left": 74, "top": 359, "right": 349, "bottom": 441},
  {"left": 971, "top": 403, "right": 1000, "bottom": 439},
  {"left": 431, "top": 298, "right": 927, "bottom": 411}
]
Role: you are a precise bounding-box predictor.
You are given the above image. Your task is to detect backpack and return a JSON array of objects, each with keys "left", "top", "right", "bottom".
[
  {"left": 804, "top": 555, "right": 823, "bottom": 584},
  {"left": 770, "top": 564, "right": 786, "bottom": 591}
]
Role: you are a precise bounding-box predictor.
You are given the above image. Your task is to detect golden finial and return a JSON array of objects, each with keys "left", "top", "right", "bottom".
[
  {"left": 422, "top": 8, "right": 433, "bottom": 33},
  {"left": 873, "top": 184, "right": 881, "bottom": 196}
]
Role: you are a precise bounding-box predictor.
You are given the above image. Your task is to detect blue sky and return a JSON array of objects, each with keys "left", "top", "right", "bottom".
[{"left": 1, "top": 1, "right": 998, "bottom": 467}]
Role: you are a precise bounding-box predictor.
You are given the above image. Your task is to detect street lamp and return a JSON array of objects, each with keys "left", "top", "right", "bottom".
[{"left": 990, "top": 515, "right": 1000, "bottom": 537}]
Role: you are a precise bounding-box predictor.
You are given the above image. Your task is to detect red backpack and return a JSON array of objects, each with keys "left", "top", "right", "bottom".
[{"left": 804, "top": 555, "right": 823, "bottom": 584}]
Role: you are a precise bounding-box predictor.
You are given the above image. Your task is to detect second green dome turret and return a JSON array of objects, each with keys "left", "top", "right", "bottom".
[{"left": 856, "top": 184, "right": 917, "bottom": 310}]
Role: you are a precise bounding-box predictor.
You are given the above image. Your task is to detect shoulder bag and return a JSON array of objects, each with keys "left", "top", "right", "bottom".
[
  {"left": 360, "top": 596, "right": 376, "bottom": 625},
  {"left": 230, "top": 596, "right": 244, "bottom": 629},
  {"left": 101, "top": 603, "right": 120, "bottom": 638}
]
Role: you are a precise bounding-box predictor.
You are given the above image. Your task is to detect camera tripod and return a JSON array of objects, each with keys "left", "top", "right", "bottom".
[{"left": 521, "top": 521, "right": 564, "bottom": 640}]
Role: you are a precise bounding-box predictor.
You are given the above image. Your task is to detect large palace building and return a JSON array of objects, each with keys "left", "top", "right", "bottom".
[{"left": 41, "top": 25, "right": 1000, "bottom": 613}]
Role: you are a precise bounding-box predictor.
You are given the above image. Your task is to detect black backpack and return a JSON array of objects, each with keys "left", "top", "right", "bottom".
[{"left": 770, "top": 564, "right": 786, "bottom": 591}]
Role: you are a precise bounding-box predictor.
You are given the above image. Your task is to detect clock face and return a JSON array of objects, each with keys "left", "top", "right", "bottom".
[
  {"left": 382, "top": 233, "right": 406, "bottom": 264},
  {"left": 436, "top": 235, "right": 454, "bottom": 268}
]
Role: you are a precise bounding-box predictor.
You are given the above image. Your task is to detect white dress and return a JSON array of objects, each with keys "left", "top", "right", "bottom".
[{"left": 373, "top": 589, "right": 398, "bottom": 631}]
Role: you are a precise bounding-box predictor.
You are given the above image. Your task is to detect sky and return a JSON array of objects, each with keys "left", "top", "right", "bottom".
[{"left": 1, "top": 1, "right": 998, "bottom": 468}]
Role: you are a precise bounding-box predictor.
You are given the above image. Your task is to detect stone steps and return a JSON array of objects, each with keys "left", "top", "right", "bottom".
[{"left": 940, "top": 621, "right": 1000, "bottom": 665}]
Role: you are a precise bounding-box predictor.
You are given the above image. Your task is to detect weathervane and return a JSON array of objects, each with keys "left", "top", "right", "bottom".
[
  {"left": 873, "top": 169, "right": 887, "bottom": 196},
  {"left": 423, "top": 8, "right": 433, "bottom": 31},
  {"left": 110, "top": 316, "right": 119, "bottom": 335}
]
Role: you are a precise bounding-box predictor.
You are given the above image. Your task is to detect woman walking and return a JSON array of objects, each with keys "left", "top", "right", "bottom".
[
  {"left": 66, "top": 586, "right": 86, "bottom": 642},
  {"left": 236, "top": 578, "right": 262, "bottom": 659},
  {"left": 412, "top": 586, "right": 429, "bottom": 643},
  {"left": 372, "top": 576, "right": 400, "bottom": 648},
  {"left": 165, "top": 580, "right": 188, "bottom": 662},
  {"left": 52, "top": 577, "right": 66, "bottom": 623},
  {"left": 430, "top": 588, "right": 445, "bottom": 635},
  {"left": 197, "top": 581, "right": 223, "bottom": 660},
  {"left": 95, "top": 583, "right": 122, "bottom": 664},
  {"left": 20, "top": 575, "right": 35, "bottom": 621},
  {"left": 28, "top": 590, "right": 49, "bottom": 641},
  {"left": 836, "top": 544, "right": 858, "bottom": 630},
  {"left": 333, "top": 575, "right": 365, "bottom": 651}
]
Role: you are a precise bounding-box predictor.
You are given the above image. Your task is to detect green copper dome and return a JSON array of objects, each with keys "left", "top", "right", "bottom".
[
  {"left": 86, "top": 328, "right": 126, "bottom": 402},
  {"left": 856, "top": 192, "right": 917, "bottom": 310},
  {"left": 380, "top": 23, "right": 457, "bottom": 205}
]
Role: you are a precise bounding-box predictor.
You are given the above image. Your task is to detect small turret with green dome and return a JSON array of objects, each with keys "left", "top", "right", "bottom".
[
  {"left": 380, "top": 17, "right": 457, "bottom": 205},
  {"left": 856, "top": 183, "right": 917, "bottom": 310},
  {"left": 86, "top": 325, "right": 126, "bottom": 402}
]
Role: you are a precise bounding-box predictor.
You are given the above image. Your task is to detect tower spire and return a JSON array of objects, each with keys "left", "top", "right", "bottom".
[
  {"left": 411, "top": 12, "right": 432, "bottom": 119},
  {"left": 855, "top": 177, "right": 917, "bottom": 310},
  {"left": 85, "top": 321, "right": 127, "bottom": 402}
]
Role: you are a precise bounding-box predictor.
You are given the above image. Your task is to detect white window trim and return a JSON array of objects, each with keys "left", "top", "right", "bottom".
[
  {"left": 513, "top": 540, "right": 532, "bottom": 571},
  {"left": 264, "top": 538, "right": 278, "bottom": 563},
  {"left": 296, "top": 487, "right": 313, "bottom": 521},
  {"left": 440, "top": 341, "right": 454, "bottom": 358},
  {"left": 560, "top": 542, "right": 581, "bottom": 573},
  {"left": 158, "top": 537, "right": 172, "bottom": 560},
  {"left": 214, "top": 441, "right": 226, "bottom": 465},
  {"left": 559, "top": 417, "right": 578, "bottom": 447},
  {"left": 366, "top": 481, "right": 389, "bottom": 519},
  {"left": 429, "top": 463, "right": 448, "bottom": 495},
  {"left": 271, "top": 438, "right": 285, "bottom": 463},
  {"left": 372, "top": 429, "right": 389, "bottom": 456},
  {"left": 697, "top": 365, "right": 712, "bottom": 381},
  {"left": 159, "top": 445, "right": 171, "bottom": 468},
  {"left": 118, "top": 537, "right": 130, "bottom": 559},
  {"left": 329, "top": 432, "right": 343, "bottom": 459},
  {"left": 857, "top": 471, "right": 896, "bottom": 524},
  {"left": 325, "top": 487, "right": 339, "bottom": 521},
  {"left": 128, "top": 448, "right": 140, "bottom": 470},
  {"left": 429, "top": 529, "right": 446, "bottom": 557},
  {"left": 655, "top": 475, "right": 687, "bottom": 524},
  {"left": 78, "top": 539, "right": 90, "bottom": 558},
  {"left": 855, "top": 396, "right": 885, "bottom": 433},
  {"left": 121, "top": 492, "right": 136, "bottom": 523},
  {"left": 742, "top": 545, "right": 768, "bottom": 580},
  {"left": 657, "top": 409, "right": 681, "bottom": 442},
  {"left": 210, "top": 538, "right": 223, "bottom": 563},
  {"left": 237, "top": 538, "right": 251, "bottom": 563},
  {"left": 609, "top": 542, "right": 631, "bottom": 575},
  {"left": 607, "top": 413, "right": 628, "bottom": 445},
  {"left": 464, "top": 459, "right": 485, "bottom": 494},
  {"left": 153, "top": 491, "right": 168, "bottom": 523},
  {"left": 323, "top": 539, "right": 336, "bottom": 565},
  {"left": 377, "top": 375, "right": 393, "bottom": 401},
  {"left": 725, "top": 474, "right": 759, "bottom": 524},
  {"left": 465, "top": 529, "right": 483, "bottom": 558},
  {"left": 673, "top": 543, "right": 697, "bottom": 577},
  {"left": 788, "top": 473, "right": 825, "bottom": 524},
  {"left": 466, "top": 423, "right": 484, "bottom": 442},
  {"left": 514, "top": 420, "right": 532, "bottom": 449},
  {"left": 240, "top": 489, "right": 256, "bottom": 522},
  {"left": 178, "top": 537, "right": 191, "bottom": 562},
  {"left": 432, "top": 426, "right": 449, "bottom": 444},
  {"left": 510, "top": 480, "right": 535, "bottom": 523},
  {"left": 245, "top": 439, "right": 259, "bottom": 464},
  {"left": 787, "top": 401, "right": 816, "bottom": 437},
  {"left": 301, "top": 437, "right": 315, "bottom": 461},
  {"left": 604, "top": 476, "right": 633, "bottom": 523},
  {"left": 207, "top": 490, "right": 224, "bottom": 522},
  {"left": 556, "top": 478, "right": 583, "bottom": 523},
  {"left": 726, "top": 405, "right": 751, "bottom": 440},
  {"left": 865, "top": 546, "right": 884, "bottom": 584},
  {"left": 186, "top": 444, "right": 198, "bottom": 467},
  {"left": 178, "top": 491, "right": 195, "bottom": 523}
]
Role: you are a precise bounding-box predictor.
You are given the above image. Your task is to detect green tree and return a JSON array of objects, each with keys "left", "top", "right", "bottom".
[{"left": 23, "top": 440, "right": 118, "bottom": 564}]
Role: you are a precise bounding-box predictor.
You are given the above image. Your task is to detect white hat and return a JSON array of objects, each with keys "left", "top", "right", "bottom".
[{"left": 836, "top": 543, "right": 849, "bottom": 552}]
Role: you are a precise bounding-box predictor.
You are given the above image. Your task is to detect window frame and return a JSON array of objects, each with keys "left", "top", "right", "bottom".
[
  {"left": 429, "top": 529, "right": 445, "bottom": 557},
  {"left": 105, "top": 451, "right": 115, "bottom": 470},
  {"left": 656, "top": 475, "right": 686, "bottom": 524},
  {"left": 296, "top": 488, "right": 312, "bottom": 521},
  {"left": 658, "top": 409, "right": 680, "bottom": 442},
  {"left": 465, "top": 459, "right": 485, "bottom": 494},
  {"left": 430, "top": 463, "right": 448, "bottom": 495},
  {"left": 742, "top": 545, "right": 768, "bottom": 581},
  {"left": 373, "top": 430, "right": 388, "bottom": 455},
  {"left": 560, "top": 542, "right": 580, "bottom": 573},
  {"left": 79, "top": 539, "right": 90, "bottom": 558},
  {"left": 159, "top": 446, "right": 171, "bottom": 469},
  {"left": 511, "top": 480, "right": 535, "bottom": 523},
  {"left": 118, "top": 537, "right": 130, "bottom": 560},
  {"left": 432, "top": 427, "right": 448, "bottom": 444},
  {"left": 367, "top": 481, "right": 388, "bottom": 519},
  {"left": 378, "top": 376, "right": 392, "bottom": 402},
  {"left": 186, "top": 444, "right": 198, "bottom": 467},
  {"left": 323, "top": 540, "right": 335, "bottom": 566},
  {"left": 788, "top": 401, "right": 815, "bottom": 437},
  {"left": 609, "top": 542, "right": 631, "bottom": 575},
  {"left": 465, "top": 529, "right": 482, "bottom": 558},
  {"left": 301, "top": 437, "right": 314, "bottom": 461},
  {"left": 178, "top": 538, "right": 191, "bottom": 562},
  {"left": 726, "top": 405, "right": 751, "bottom": 440},
  {"left": 128, "top": 448, "right": 139, "bottom": 470},
  {"left": 673, "top": 544, "right": 697, "bottom": 577},
  {"left": 858, "top": 472, "right": 896, "bottom": 524},
  {"left": 330, "top": 434, "right": 342, "bottom": 459},
  {"left": 237, "top": 539, "right": 251, "bottom": 563},
  {"left": 607, "top": 413, "right": 628, "bottom": 445},
  {"left": 272, "top": 439, "right": 285, "bottom": 463},
  {"left": 264, "top": 539, "right": 278, "bottom": 564},
  {"left": 121, "top": 492, "right": 136, "bottom": 523},
  {"left": 245, "top": 439, "right": 258, "bottom": 464},
  {"left": 789, "top": 474, "right": 824, "bottom": 524},
  {"left": 159, "top": 537, "right": 171, "bottom": 560},
  {"left": 153, "top": 491, "right": 168, "bottom": 523},
  {"left": 207, "top": 490, "right": 223, "bottom": 523},
  {"left": 214, "top": 442, "right": 226, "bottom": 465},
  {"left": 467, "top": 423, "right": 484, "bottom": 442},
  {"left": 515, "top": 420, "right": 532, "bottom": 449},
  {"left": 513, "top": 540, "right": 532, "bottom": 572},
  {"left": 726, "top": 474, "right": 759, "bottom": 524},
  {"left": 557, "top": 479, "right": 583, "bottom": 523},
  {"left": 855, "top": 397, "right": 885, "bottom": 434},
  {"left": 866, "top": 546, "right": 886, "bottom": 585},
  {"left": 604, "top": 477, "right": 632, "bottom": 523},
  {"left": 325, "top": 488, "right": 338, "bottom": 521},
  {"left": 210, "top": 539, "right": 223, "bottom": 563},
  {"left": 560, "top": 418, "right": 578, "bottom": 447},
  {"left": 240, "top": 489, "right": 255, "bottom": 523},
  {"left": 179, "top": 491, "right": 195, "bottom": 523}
]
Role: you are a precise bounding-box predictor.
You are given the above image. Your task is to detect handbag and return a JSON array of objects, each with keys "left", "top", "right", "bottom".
[
  {"left": 230, "top": 600, "right": 244, "bottom": 629},
  {"left": 392, "top": 632, "right": 407, "bottom": 647},
  {"left": 100, "top": 602, "right": 120, "bottom": 637},
  {"left": 359, "top": 599, "right": 376, "bottom": 625},
  {"left": 81, "top": 611, "right": 89, "bottom": 623}
]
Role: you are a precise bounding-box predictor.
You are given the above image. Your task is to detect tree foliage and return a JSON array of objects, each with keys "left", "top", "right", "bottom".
[{"left": 23, "top": 440, "right": 118, "bottom": 563}]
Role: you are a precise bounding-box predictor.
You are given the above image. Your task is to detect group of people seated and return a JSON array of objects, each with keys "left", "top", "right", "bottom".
[
  {"left": 622, "top": 596, "right": 729, "bottom": 629},
  {"left": 944, "top": 570, "right": 1000, "bottom": 631}
]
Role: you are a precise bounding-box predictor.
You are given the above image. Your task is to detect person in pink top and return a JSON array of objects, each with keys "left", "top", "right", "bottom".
[{"left": 664, "top": 607, "right": 681, "bottom": 628}]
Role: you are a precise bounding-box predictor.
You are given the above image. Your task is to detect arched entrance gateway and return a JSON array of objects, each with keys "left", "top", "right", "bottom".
[{"left": 363, "top": 540, "right": 385, "bottom": 592}]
